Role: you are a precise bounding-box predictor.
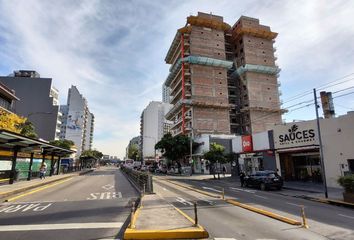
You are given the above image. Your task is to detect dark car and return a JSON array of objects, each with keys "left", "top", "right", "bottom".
[{"left": 244, "top": 170, "right": 283, "bottom": 190}]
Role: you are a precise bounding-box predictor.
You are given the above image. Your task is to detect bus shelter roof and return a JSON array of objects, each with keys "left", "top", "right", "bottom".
[{"left": 0, "top": 129, "right": 75, "bottom": 157}]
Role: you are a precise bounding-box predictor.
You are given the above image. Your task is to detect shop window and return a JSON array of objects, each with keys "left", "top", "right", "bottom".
[{"left": 348, "top": 159, "right": 354, "bottom": 172}]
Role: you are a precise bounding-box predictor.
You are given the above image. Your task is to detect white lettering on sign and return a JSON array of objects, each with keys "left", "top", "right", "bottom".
[
  {"left": 0, "top": 203, "right": 52, "bottom": 213},
  {"left": 86, "top": 192, "right": 122, "bottom": 200}
]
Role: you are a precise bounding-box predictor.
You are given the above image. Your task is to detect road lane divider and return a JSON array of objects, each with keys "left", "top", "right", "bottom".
[
  {"left": 156, "top": 177, "right": 302, "bottom": 226},
  {"left": 0, "top": 222, "right": 123, "bottom": 231},
  {"left": 5, "top": 177, "right": 73, "bottom": 202},
  {"left": 226, "top": 199, "right": 302, "bottom": 226}
]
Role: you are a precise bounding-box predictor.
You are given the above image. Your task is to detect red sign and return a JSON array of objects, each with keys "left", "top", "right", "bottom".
[{"left": 242, "top": 135, "right": 253, "bottom": 152}]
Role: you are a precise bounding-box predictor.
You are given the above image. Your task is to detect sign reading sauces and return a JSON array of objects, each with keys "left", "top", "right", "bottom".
[{"left": 273, "top": 121, "right": 318, "bottom": 149}]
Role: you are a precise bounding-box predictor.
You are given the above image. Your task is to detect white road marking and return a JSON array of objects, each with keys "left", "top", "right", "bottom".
[
  {"left": 163, "top": 188, "right": 167, "bottom": 191},
  {"left": 338, "top": 214, "right": 354, "bottom": 219},
  {"left": 202, "top": 186, "right": 222, "bottom": 193},
  {"left": 0, "top": 222, "right": 123, "bottom": 231},
  {"left": 195, "top": 196, "right": 214, "bottom": 205},
  {"left": 102, "top": 184, "right": 114, "bottom": 190},
  {"left": 285, "top": 202, "right": 303, "bottom": 207},
  {"left": 0, "top": 203, "right": 52, "bottom": 213},
  {"left": 176, "top": 197, "right": 193, "bottom": 206},
  {"left": 254, "top": 194, "right": 268, "bottom": 199},
  {"left": 214, "top": 238, "right": 237, "bottom": 240},
  {"left": 87, "top": 192, "right": 122, "bottom": 200},
  {"left": 229, "top": 187, "right": 256, "bottom": 193}
]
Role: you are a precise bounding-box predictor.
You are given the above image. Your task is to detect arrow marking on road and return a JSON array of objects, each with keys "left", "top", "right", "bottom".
[
  {"left": 202, "top": 186, "right": 222, "bottom": 193},
  {"left": 176, "top": 197, "right": 193, "bottom": 206},
  {"left": 102, "top": 184, "right": 114, "bottom": 190}
]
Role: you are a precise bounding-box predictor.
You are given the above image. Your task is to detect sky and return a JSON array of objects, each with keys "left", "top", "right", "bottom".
[{"left": 0, "top": 0, "right": 354, "bottom": 158}]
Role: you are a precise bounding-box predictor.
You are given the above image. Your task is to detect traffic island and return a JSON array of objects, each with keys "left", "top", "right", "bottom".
[{"left": 124, "top": 194, "right": 208, "bottom": 239}]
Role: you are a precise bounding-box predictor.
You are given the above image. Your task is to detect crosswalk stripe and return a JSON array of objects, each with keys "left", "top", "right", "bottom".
[{"left": 0, "top": 222, "right": 123, "bottom": 231}]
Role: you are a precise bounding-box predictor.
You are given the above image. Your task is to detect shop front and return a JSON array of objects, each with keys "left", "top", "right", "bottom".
[{"left": 273, "top": 121, "right": 321, "bottom": 183}]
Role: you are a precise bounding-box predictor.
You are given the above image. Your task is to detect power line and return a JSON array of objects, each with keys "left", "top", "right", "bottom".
[
  {"left": 333, "top": 91, "right": 354, "bottom": 99},
  {"left": 332, "top": 86, "right": 354, "bottom": 94},
  {"left": 281, "top": 73, "right": 354, "bottom": 105}
]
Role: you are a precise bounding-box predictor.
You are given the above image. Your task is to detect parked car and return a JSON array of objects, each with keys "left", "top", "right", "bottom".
[{"left": 244, "top": 170, "right": 283, "bottom": 190}]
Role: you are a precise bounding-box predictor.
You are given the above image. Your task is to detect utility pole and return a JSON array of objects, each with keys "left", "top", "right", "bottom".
[{"left": 314, "top": 88, "right": 328, "bottom": 198}]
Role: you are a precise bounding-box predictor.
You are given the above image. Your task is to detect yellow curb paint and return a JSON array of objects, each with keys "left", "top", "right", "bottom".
[
  {"left": 226, "top": 199, "right": 302, "bottom": 225},
  {"left": 0, "top": 178, "right": 10, "bottom": 183},
  {"left": 0, "top": 175, "right": 74, "bottom": 196},
  {"left": 5, "top": 178, "right": 73, "bottom": 202},
  {"left": 124, "top": 227, "right": 209, "bottom": 239}
]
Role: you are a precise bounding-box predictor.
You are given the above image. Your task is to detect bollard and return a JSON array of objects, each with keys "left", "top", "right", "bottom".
[
  {"left": 130, "top": 202, "right": 136, "bottom": 228},
  {"left": 194, "top": 201, "right": 198, "bottom": 226},
  {"left": 222, "top": 188, "right": 225, "bottom": 200},
  {"left": 301, "top": 205, "right": 309, "bottom": 229}
]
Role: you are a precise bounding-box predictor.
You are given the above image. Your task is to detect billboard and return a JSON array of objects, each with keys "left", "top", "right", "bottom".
[{"left": 242, "top": 135, "right": 253, "bottom": 152}]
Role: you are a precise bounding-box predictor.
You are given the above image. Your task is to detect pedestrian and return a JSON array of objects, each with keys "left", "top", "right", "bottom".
[
  {"left": 222, "top": 165, "right": 227, "bottom": 177},
  {"left": 239, "top": 171, "right": 246, "bottom": 187},
  {"left": 39, "top": 163, "right": 47, "bottom": 180}
]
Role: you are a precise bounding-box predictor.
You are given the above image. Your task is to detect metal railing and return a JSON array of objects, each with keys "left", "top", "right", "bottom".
[{"left": 120, "top": 166, "right": 153, "bottom": 193}]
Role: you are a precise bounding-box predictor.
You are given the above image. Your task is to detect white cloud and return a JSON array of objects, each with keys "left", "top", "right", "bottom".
[{"left": 0, "top": 0, "right": 353, "bottom": 158}]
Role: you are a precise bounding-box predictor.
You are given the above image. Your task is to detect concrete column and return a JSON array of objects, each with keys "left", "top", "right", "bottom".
[
  {"left": 9, "top": 148, "right": 19, "bottom": 184},
  {"left": 56, "top": 156, "right": 61, "bottom": 175},
  {"left": 275, "top": 152, "right": 281, "bottom": 176},
  {"left": 27, "top": 152, "right": 34, "bottom": 181},
  {"left": 50, "top": 154, "right": 55, "bottom": 176}
]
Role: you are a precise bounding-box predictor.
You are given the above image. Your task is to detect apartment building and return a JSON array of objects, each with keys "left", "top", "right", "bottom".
[
  {"left": 163, "top": 13, "right": 283, "bottom": 136},
  {"left": 60, "top": 86, "right": 94, "bottom": 157},
  {"left": 140, "top": 101, "right": 172, "bottom": 160},
  {"left": 0, "top": 70, "right": 61, "bottom": 140},
  {"left": 0, "top": 82, "right": 19, "bottom": 113}
]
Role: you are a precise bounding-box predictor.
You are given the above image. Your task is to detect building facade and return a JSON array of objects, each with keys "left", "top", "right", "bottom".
[
  {"left": 59, "top": 86, "right": 94, "bottom": 157},
  {"left": 140, "top": 101, "right": 172, "bottom": 160},
  {"left": 0, "top": 82, "right": 19, "bottom": 113},
  {"left": 163, "top": 13, "right": 283, "bottom": 137},
  {"left": 0, "top": 70, "right": 61, "bottom": 140}
]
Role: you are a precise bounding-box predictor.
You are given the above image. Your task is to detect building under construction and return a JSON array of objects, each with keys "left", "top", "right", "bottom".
[{"left": 164, "top": 12, "right": 283, "bottom": 136}]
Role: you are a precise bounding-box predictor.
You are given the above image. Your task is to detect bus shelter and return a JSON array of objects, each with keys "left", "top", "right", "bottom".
[{"left": 0, "top": 129, "right": 75, "bottom": 184}]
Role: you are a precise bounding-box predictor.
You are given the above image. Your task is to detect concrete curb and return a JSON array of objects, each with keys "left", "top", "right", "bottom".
[
  {"left": 124, "top": 194, "right": 209, "bottom": 239},
  {"left": 300, "top": 195, "right": 354, "bottom": 209},
  {"left": 161, "top": 177, "right": 303, "bottom": 226},
  {"left": 0, "top": 169, "right": 93, "bottom": 201},
  {"left": 226, "top": 199, "right": 302, "bottom": 225}
]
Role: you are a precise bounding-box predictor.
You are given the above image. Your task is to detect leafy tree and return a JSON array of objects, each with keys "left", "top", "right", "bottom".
[
  {"left": 0, "top": 109, "right": 26, "bottom": 133},
  {"left": 50, "top": 139, "right": 75, "bottom": 150},
  {"left": 80, "top": 150, "right": 103, "bottom": 159},
  {"left": 155, "top": 133, "right": 198, "bottom": 173},
  {"left": 20, "top": 120, "right": 38, "bottom": 138},
  {"left": 128, "top": 143, "right": 139, "bottom": 161},
  {"left": 203, "top": 143, "right": 226, "bottom": 179}
]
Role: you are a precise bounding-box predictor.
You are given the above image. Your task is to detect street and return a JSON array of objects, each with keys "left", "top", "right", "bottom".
[
  {"left": 0, "top": 168, "right": 138, "bottom": 240},
  {"left": 154, "top": 176, "right": 354, "bottom": 240}
]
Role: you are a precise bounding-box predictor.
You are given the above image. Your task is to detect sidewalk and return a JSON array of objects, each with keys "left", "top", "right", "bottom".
[
  {"left": 0, "top": 169, "right": 93, "bottom": 201},
  {"left": 124, "top": 194, "right": 208, "bottom": 239}
]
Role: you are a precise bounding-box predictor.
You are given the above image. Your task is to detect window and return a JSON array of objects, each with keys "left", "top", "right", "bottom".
[
  {"left": 261, "top": 42, "right": 264, "bottom": 44},
  {"left": 217, "top": 34, "right": 219, "bottom": 36},
  {"left": 240, "top": 48, "right": 244, "bottom": 53},
  {"left": 201, "top": 32, "right": 204, "bottom": 34},
  {"left": 264, "top": 60, "right": 267, "bottom": 62},
  {"left": 218, "top": 53, "right": 221, "bottom": 55},
  {"left": 239, "top": 39, "right": 243, "bottom": 44},
  {"left": 217, "top": 44, "right": 219, "bottom": 46},
  {"left": 219, "top": 72, "right": 222, "bottom": 74}
]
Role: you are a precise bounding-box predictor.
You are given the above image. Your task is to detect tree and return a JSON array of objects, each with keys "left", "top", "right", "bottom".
[
  {"left": 20, "top": 120, "right": 38, "bottom": 138},
  {"left": 127, "top": 144, "right": 139, "bottom": 161},
  {"left": 203, "top": 143, "right": 226, "bottom": 179},
  {"left": 50, "top": 139, "right": 75, "bottom": 150},
  {"left": 0, "top": 109, "right": 26, "bottom": 133},
  {"left": 155, "top": 133, "right": 198, "bottom": 173},
  {"left": 80, "top": 150, "right": 103, "bottom": 159}
]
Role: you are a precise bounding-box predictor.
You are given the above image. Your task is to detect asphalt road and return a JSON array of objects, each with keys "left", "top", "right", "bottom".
[
  {"left": 154, "top": 178, "right": 327, "bottom": 240},
  {"left": 0, "top": 167, "right": 139, "bottom": 240},
  {"left": 157, "top": 176, "right": 354, "bottom": 240}
]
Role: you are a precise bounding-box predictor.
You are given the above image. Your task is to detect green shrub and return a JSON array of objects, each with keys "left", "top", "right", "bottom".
[{"left": 338, "top": 174, "right": 354, "bottom": 193}]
